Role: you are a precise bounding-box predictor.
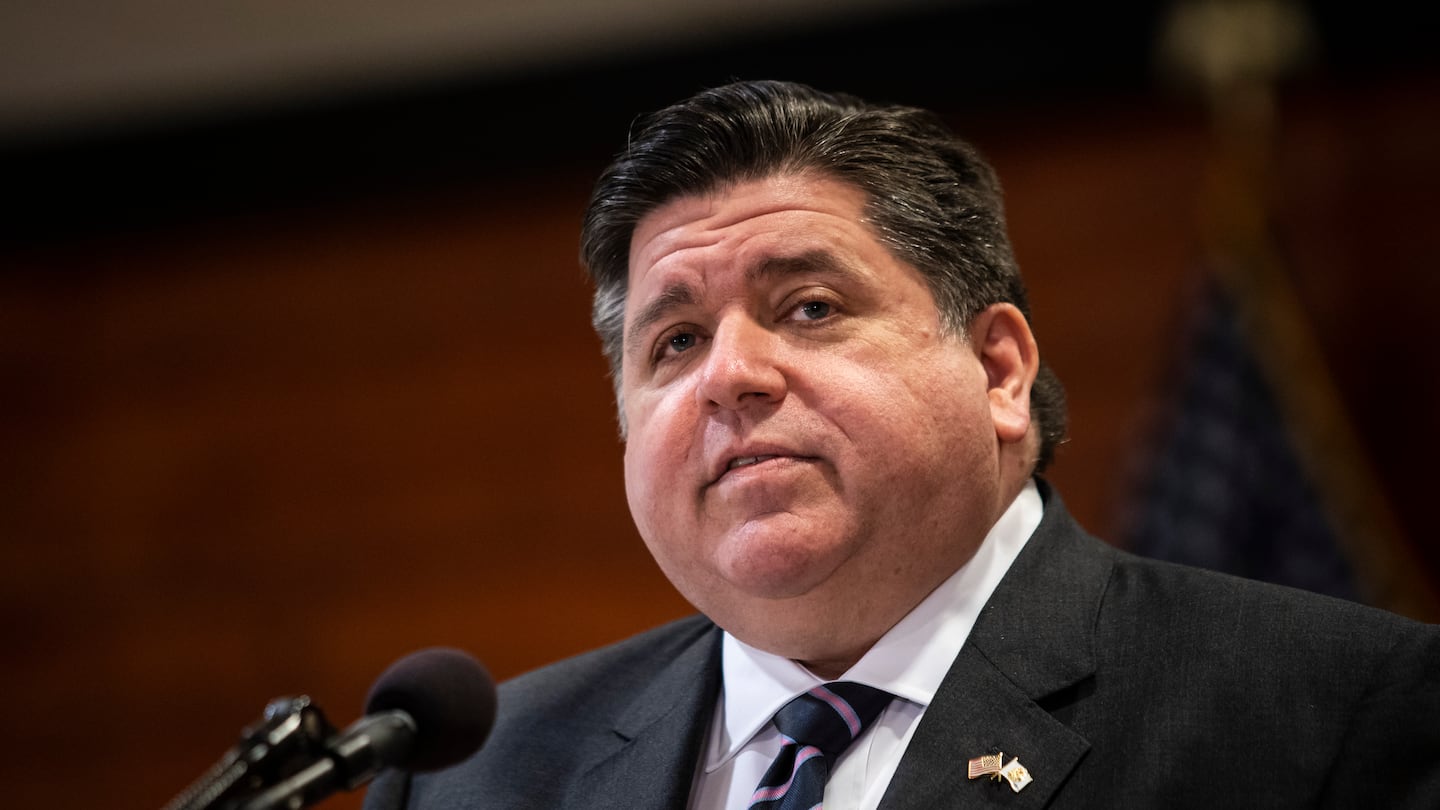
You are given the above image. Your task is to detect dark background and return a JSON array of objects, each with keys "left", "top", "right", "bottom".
[{"left": 2, "top": 2, "right": 1436, "bottom": 808}]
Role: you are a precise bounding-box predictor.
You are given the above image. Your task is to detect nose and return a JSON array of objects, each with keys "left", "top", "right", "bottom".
[{"left": 695, "top": 316, "right": 787, "bottom": 413}]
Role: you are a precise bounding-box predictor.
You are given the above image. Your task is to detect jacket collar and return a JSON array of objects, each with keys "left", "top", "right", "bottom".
[
  {"left": 565, "top": 620, "right": 723, "bottom": 809},
  {"left": 880, "top": 480, "right": 1112, "bottom": 808}
]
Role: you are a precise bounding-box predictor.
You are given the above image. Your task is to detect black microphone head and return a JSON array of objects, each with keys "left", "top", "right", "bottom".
[{"left": 364, "top": 647, "right": 497, "bottom": 772}]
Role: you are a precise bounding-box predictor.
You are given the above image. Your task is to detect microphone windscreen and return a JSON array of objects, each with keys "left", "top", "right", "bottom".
[{"left": 364, "top": 647, "right": 497, "bottom": 772}]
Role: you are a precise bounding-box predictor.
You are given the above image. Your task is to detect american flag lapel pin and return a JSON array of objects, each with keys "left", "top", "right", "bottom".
[
  {"left": 967, "top": 752, "right": 1005, "bottom": 780},
  {"left": 968, "top": 751, "right": 1033, "bottom": 793}
]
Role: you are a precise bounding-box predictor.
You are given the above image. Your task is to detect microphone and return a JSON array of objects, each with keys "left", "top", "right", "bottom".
[
  {"left": 166, "top": 648, "right": 497, "bottom": 810},
  {"left": 238, "top": 648, "right": 498, "bottom": 810},
  {"left": 361, "top": 646, "right": 498, "bottom": 773}
]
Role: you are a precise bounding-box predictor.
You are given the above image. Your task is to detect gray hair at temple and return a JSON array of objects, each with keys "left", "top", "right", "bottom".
[{"left": 579, "top": 79, "right": 1067, "bottom": 472}]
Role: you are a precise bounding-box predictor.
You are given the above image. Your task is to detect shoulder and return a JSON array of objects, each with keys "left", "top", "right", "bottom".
[
  {"left": 1026, "top": 481, "right": 1437, "bottom": 727},
  {"left": 497, "top": 613, "right": 719, "bottom": 723},
  {"left": 1029, "top": 481, "right": 1433, "bottom": 668},
  {"left": 1023, "top": 488, "right": 1440, "bottom": 803},
  {"left": 1102, "top": 544, "right": 1434, "bottom": 664},
  {"left": 1099, "top": 550, "right": 1440, "bottom": 803},
  {"left": 365, "top": 614, "right": 720, "bottom": 810}
]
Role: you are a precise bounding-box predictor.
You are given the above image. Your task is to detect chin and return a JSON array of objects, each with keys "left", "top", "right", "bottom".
[{"left": 715, "top": 535, "right": 848, "bottom": 600}]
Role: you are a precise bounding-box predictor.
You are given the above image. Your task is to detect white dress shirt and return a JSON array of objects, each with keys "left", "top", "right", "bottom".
[{"left": 687, "top": 481, "right": 1043, "bottom": 810}]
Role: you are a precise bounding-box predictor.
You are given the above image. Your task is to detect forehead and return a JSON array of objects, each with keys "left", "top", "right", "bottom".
[{"left": 627, "top": 173, "right": 874, "bottom": 287}]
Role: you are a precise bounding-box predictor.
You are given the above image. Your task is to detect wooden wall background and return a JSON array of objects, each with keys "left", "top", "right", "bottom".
[{"left": 2, "top": 71, "right": 1437, "bottom": 809}]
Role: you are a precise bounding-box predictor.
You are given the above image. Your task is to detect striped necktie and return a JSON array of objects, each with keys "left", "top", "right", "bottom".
[{"left": 748, "top": 682, "right": 894, "bottom": 810}]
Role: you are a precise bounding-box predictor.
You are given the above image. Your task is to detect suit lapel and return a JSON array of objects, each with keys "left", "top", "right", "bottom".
[
  {"left": 565, "top": 622, "right": 723, "bottom": 809},
  {"left": 878, "top": 645, "right": 1089, "bottom": 808},
  {"left": 880, "top": 484, "right": 1112, "bottom": 809}
]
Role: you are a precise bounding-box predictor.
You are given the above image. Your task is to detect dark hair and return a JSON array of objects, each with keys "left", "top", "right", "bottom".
[{"left": 580, "top": 80, "right": 1067, "bottom": 471}]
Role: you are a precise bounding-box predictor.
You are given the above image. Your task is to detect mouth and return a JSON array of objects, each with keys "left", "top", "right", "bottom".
[
  {"left": 727, "top": 454, "right": 779, "bottom": 472},
  {"left": 710, "top": 451, "right": 815, "bottom": 486}
]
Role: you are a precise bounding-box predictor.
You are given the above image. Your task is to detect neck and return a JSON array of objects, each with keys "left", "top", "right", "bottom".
[{"left": 797, "top": 653, "right": 865, "bottom": 681}]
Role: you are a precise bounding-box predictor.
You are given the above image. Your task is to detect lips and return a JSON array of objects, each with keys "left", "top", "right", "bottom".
[
  {"left": 709, "top": 446, "right": 815, "bottom": 485},
  {"left": 727, "top": 454, "right": 778, "bottom": 471}
]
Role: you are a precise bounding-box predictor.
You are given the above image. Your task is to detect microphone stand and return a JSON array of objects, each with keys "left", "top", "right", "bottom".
[{"left": 163, "top": 696, "right": 337, "bottom": 810}]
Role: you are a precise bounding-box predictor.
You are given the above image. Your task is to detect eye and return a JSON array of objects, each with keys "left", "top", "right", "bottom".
[
  {"left": 794, "top": 298, "right": 840, "bottom": 319},
  {"left": 668, "top": 332, "right": 698, "bottom": 353},
  {"left": 797, "top": 300, "right": 832, "bottom": 320},
  {"left": 651, "top": 326, "right": 703, "bottom": 365}
]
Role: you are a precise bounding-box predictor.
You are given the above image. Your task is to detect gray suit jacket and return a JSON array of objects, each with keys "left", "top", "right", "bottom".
[{"left": 365, "top": 485, "right": 1440, "bottom": 808}]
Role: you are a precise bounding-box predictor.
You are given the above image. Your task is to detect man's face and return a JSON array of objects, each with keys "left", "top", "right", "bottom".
[{"left": 620, "top": 172, "right": 1012, "bottom": 667}]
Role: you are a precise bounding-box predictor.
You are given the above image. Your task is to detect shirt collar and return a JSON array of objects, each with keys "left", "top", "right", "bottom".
[{"left": 705, "top": 480, "right": 1043, "bottom": 771}]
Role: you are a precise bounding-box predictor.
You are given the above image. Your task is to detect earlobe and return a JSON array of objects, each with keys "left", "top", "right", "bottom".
[{"left": 972, "top": 303, "right": 1040, "bottom": 444}]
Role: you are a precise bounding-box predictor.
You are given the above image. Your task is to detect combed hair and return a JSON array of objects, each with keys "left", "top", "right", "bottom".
[{"left": 580, "top": 80, "right": 1067, "bottom": 471}]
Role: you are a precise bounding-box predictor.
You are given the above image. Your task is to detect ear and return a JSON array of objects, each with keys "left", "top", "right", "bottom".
[{"left": 969, "top": 303, "right": 1040, "bottom": 445}]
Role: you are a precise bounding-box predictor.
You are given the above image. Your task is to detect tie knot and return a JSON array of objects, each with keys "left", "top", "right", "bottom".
[{"left": 771, "top": 682, "right": 893, "bottom": 760}]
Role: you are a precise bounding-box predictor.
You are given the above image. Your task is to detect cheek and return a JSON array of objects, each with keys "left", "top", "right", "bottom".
[
  {"left": 840, "top": 356, "right": 990, "bottom": 468},
  {"left": 623, "top": 434, "right": 711, "bottom": 595},
  {"left": 622, "top": 437, "right": 661, "bottom": 540},
  {"left": 621, "top": 395, "right": 692, "bottom": 532}
]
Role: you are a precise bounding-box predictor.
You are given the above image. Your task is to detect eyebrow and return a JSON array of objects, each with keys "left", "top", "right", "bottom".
[
  {"left": 624, "top": 250, "right": 855, "bottom": 356},
  {"left": 626, "top": 282, "right": 699, "bottom": 358},
  {"left": 746, "top": 250, "right": 851, "bottom": 283}
]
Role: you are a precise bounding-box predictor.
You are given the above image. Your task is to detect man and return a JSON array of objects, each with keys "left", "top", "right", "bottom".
[{"left": 367, "top": 80, "right": 1439, "bottom": 808}]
